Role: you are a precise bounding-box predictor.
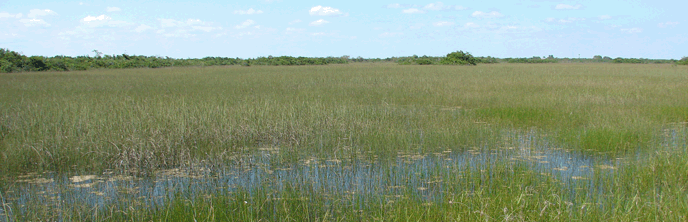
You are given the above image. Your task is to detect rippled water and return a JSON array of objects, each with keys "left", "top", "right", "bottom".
[{"left": 2, "top": 128, "right": 686, "bottom": 221}]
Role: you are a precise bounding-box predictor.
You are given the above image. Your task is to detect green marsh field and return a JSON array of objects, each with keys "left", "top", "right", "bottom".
[{"left": 1, "top": 63, "right": 688, "bottom": 221}]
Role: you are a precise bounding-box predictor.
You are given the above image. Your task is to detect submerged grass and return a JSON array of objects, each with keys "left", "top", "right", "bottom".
[
  {"left": 1, "top": 63, "right": 687, "bottom": 220},
  {"left": 6, "top": 141, "right": 688, "bottom": 221}
]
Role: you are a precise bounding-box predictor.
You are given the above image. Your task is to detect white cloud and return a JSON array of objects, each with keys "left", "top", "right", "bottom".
[
  {"left": 464, "top": 22, "right": 479, "bottom": 28},
  {"left": 658, "top": 22, "right": 679, "bottom": 28},
  {"left": 433, "top": 21, "right": 454, "bottom": 27},
  {"left": 19, "top": 18, "right": 51, "bottom": 27},
  {"left": 58, "top": 14, "right": 138, "bottom": 40},
  {"left": 83, "top": 15, "right": 110, "bottom": 22},
  {"left": 0, "top": 12, "right": 23, "bottom": 19},
  {"left": 403, "top": 8, "right": 425, "bottom": 14},
  {"left": 134, "top": 24, "right": 152, "bottom": 32},
  {"left": 424, "top": 2, "right": 466, "bottom": 11},
  {"left": 309, "top": 19, "right": 329, "bottom": 26},
  {"left": 424, "top": 2, "right": 444, "bottom": 10},
  {"left": 379, "top": 32, "right": 403, "bottom": 37},
  {"left": 621, "top": 27, "right": 642, "bottom": 33},
  {"left": 28, "top": 9, "right": 57, "bottom": 18},
  {"left": 555, "top": 4, "right": 582, "bottom": 10},
  {"left": 159, "top": 18, "right": 181, "bottom": 28},
  {"left": 235, "top": 19, "right": 256, "bottom": 29},
  {"left": 310, "top": 6, "right": 345, "bottom": 16},
  {"left": 81, "top": 15, "right": 130, "bottom": 28},
  {"left": 311, "top": 32, "right": 326, "bottom": 36},
  {"left": 599, "top": 15, "right": 611, "bottom": 20},
  {"left": 387, "top": 3, "right": 402, "bottom": 8},
  {"left": 472, "top": 11, "right": 503, "bottom": 18},
  {"left": 106, "top": 7, "right": 121, "bottom": 12},
  {"left": 289, "top": 19, "right": 301, "bottom": 24},
  {"left": 234, "top": 8, "right": 263, "bottom": 15}
]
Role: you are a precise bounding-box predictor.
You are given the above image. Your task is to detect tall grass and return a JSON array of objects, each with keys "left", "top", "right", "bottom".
[
  {"left": 1, "top": 63, "right": 688, "bottom": 220},
  {"left": 1, "top": 63, "right": 687, "bottom": 173}
]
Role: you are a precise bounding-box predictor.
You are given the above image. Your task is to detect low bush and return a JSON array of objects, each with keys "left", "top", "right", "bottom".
[
  {"left": 440, "top": 51, "right": 477, "bottom": 65},
  {"left": 678, "top": 57, "right": 688, "bottom": 65}
]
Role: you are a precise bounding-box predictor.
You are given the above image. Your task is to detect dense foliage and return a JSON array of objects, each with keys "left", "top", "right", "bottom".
[
  {"left": 395, "top": 54, "right": 495, "bottom": 65},
  {"left": 393, "top": 52, "right": 680, "bottom": 66},
  {"left": 1, "top": 48, "right": 685, "bottom": 73},
  {"left": 440, "top": 51, "right": 477, "bottom": 65},
  {"left": 396, "top": 55, "right": 440, "bottom": 65},
  {"left": 0, "top": 48, "right": 349, "bottom": 73},
  {"left": 678, "top": 57, "right": 688, "bottom": 65}
]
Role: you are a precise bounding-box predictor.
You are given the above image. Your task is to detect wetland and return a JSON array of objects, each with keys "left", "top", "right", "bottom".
[{"left": 1, "top": 63, "right": 688, "bottom": 220}]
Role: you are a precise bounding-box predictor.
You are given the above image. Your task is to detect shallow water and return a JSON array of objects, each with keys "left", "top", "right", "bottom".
[{"left": 2, "top": 128, "right": 686, "bottom": 221}]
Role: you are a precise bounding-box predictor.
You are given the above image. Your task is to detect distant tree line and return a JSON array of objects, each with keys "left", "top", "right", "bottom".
[
  {"left": 0, "top": 48, "right": 349, "bottom": 73},
  {"left": 1, "top": 48, "right": 686, "bottom": 73},
  {"left": 394, "top": 53, "right": 682, "bottom": 66}
]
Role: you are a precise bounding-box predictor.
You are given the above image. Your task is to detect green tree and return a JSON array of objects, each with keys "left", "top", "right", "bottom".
[
  {"left": 440, "top": 51, "right": 477, "bottom": 65},
  {"left": 29, "top": 56, "right": 48, "bottom": 71},
  {"left": 678, "top": 57, "right": 688, "bottom": 65},
  {"left": 0, "top": 59, "right": 13, "bottom": 73}
]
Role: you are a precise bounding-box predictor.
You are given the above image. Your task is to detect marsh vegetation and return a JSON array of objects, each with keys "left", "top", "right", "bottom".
[{"left": 1, "top": 63, "right": 687, "bottom": 220}]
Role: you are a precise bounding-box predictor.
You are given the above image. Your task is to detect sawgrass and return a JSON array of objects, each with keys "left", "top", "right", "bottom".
[
  {"left": 1, "top": 63, "right": 686, "bottom": 173},
  {"left": 1, "top": 63, "right": 687, "bottom": 220}
]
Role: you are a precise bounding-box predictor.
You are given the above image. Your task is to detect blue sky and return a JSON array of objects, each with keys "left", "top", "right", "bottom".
[{"left": 1, "top": 0, "right": 685, "bottom": 59}]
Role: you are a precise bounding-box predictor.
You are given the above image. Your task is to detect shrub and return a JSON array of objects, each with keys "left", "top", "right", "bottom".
[
  {"left": 0, "top": 59, "right": 13, "bottom": 73},
  {"left": 440, "top": 51, "right": 476, "bottom": 65},
  {"left": 678, "top": 57, "right": 688, "bottom": 65},
  {"left": 476, "top": 56, "right": 498, "bottom": 64},
  {"left": 416, "top": 58, "right": 433, "bottom": 65},
  {"left": 28, "top": 56, "right": 48, "bottom": 71}
]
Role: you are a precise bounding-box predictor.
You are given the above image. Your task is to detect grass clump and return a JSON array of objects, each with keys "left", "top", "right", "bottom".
[
  {"left": 658, "top": 106, "right": 688, "bottom": 123},
  {"left": 474, "top": 107, "right": 580, "bottom": 128},
  {"left": 578, "top": 128, "right": 648, "bottom": 152}
]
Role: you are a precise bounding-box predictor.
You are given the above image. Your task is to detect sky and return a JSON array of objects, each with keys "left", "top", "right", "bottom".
[{"left": 0, "top": 0, "right": 686, "bottom": 59}]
